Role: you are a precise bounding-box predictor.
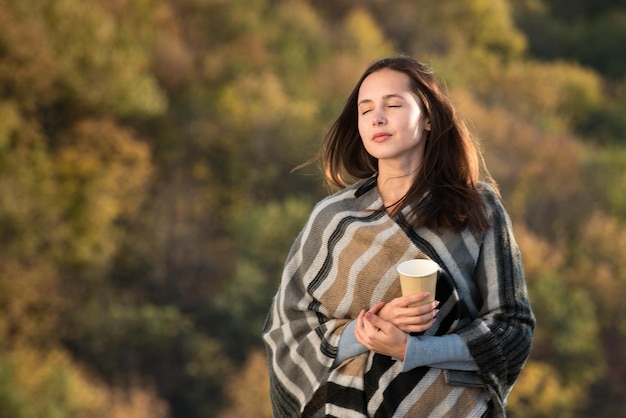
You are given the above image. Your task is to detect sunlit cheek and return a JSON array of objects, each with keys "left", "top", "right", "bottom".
[
  {"left": 408, "top": 109, "right": 427, "bottom": 139},
  {"left": 408, "top": 118, "right": 422, "bottom": 139}
]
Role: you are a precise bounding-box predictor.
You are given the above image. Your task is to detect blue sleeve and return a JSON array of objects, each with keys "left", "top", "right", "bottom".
[
  {"left": 401, "top": 334, "right": 479, "bottom": 372},
  {"left": 332, "top": 320, "right": 368, "bottom": 368}
]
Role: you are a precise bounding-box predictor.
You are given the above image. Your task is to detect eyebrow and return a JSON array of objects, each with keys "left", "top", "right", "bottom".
[{"left": 357, "top": 93, "right": 405, "bottom": 107}]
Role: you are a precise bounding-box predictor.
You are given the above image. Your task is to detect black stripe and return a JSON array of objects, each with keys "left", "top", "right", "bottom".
[
  {"left": 308, "top": 210, "right": 386, "bottom": 295},
  {"left": 325, "top": 382, "right": 367, "bottom": 414},
  {"left": 314, "top": 324, "right": 337, "bottom": 358},
  {"left": 308, "top": 209, "right": 386, "bottom": 359},
  {"left": 395, "top": 213, "right": 467, "bottom": 328},
  {"left": 363, "top": 353, "right": 394, "bottom": 396},
  {"left": 486, "top": 191, "right": 534, "bottom": 387},
  {"left": 354, "top": 176, "right": 378, "bottom": 197},
  {"left": 270, "top": 369, "right": 302, "bottom": 417},
  {"left": 375, "top": 365, "right": 431, "bottom": 418},
  {"left": 425, "top": 283, "right": 457, "bottom": 337}
]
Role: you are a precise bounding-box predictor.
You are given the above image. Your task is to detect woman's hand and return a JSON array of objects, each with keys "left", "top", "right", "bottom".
[
  {"left": 354, "top": 302, "right": 408, "bottom": 360},
  {"left": 378, "top": 293, "right": 439, "bottom": 333}
]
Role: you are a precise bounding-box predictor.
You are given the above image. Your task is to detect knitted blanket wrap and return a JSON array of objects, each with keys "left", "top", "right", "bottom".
[{"left": 263, "top": 178, "right": 534, "bottom": 417}]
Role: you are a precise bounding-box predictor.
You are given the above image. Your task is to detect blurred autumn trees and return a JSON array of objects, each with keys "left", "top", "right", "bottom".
[{"left": 0, "top": 0, "right": 624, "bottom": 417}]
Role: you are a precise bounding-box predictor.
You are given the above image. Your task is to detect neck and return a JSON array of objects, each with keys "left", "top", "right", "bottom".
[
  {"left": 377, "top": 170, "right": 417, "bottom": 208},
  {"left": 375, "top": 152, "right": 423, "bottom": 211}
]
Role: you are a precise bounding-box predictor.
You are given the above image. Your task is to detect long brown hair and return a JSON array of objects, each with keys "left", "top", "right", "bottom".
[{"left": 310, "top": 56, "right": 496, "bottom": 233}]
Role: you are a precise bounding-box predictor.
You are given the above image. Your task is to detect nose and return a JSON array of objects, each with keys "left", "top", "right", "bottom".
[{"left": 372, "top": 111, "right": 385, "bottom": 126}]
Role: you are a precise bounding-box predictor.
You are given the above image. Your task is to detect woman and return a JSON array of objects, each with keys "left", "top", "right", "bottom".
[{"left": 262, "top": 56, "right": 535, "bottom": 417}]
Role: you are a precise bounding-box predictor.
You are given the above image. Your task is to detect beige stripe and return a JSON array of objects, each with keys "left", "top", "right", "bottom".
[
  {"left": 320, "top": 219, "right": 411, "bottom": 317},
  {"left": 319, "top": 219, "right": 380, "bottom": 312},
  {"left": 351, "top": 227, "right": 415, "bottom": 311},
  {"left": 334, "top": 353, "right": 368, "bottom": 379},
  {"left": 440, "top": 385, "right": 488, "bottom": 418},
  {"left": 403, "top": 372, "right": 455, "bottom": 417},
  {"left": 401, "top": 372, "right": 487, "bottom": 417}
]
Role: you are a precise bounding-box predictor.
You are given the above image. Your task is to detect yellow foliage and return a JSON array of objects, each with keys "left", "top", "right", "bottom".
[
  {"left": 47, "top": 0, "right": 167, "bottom": 116},
  {"left": 218, "top": 72, "right": 317, "bottom": 130},
  {"left": 440, "top": 0, "right": 527, "bottom": 57},
  {"left": 218, "top": 350, "right": 272, "bottom": 418},
  {"left": 508, "top": 361, "right": 585, "bottom": 417},
  {"left": 308, "top": 53, "right": 371, "bottom": 103},
  {"left": 0, "top": 3, "right": 60, "bottom": 110},
  {"left": 461, "top": 60, "right": 603, "bottom": 134},
  {"left": 0, "top": 260, "right": 63, "bottom": 347},
  {"left": 1, "top": 0, "right": 167, "bottom": 116},
  {"left": 451, "top": 88, "right": 584, "bottom": 221},
  {"left": 342, "top": 8, "right": 394, "bottom": 57},
  {"left": 304, "top": 10, "right": 395, "bottom": 116},
  {"left": 53, "top": 118, "right": 153, "bottom": 266},
  {"left": 152, "top": 18, "right": 194, "bottom": 91},
  {"left": 276, "top": 0, "right": 326, "bottom": 42},
  {"left": 0, "top": 101, "right": 21, "bottom": 150},
  {"left": 513, "top": 222, "right": 564, "bottom": 280},
  {"left": 1, "top": 344, "right": 169, "bottom": 418},
  {"left": 568, "top": 211, "right": 626, "bottom": 317}
]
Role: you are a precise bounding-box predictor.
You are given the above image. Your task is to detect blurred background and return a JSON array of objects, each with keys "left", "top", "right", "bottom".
[{"left": 1, "top": 0, "right": 625, "bottom": 416}]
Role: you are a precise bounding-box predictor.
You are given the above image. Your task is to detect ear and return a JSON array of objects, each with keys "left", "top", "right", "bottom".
[{"left": 425, "top": 117, "right": 431, "bottom": 131}]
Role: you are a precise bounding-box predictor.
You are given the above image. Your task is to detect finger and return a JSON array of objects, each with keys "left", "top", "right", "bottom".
[
  {"left": 356, "top": 309, "right": 366, "bottom": 328},
  {"left": 413, "top": 307, "right": 440, "bottom": 324},
  {"left": 406, "top": 300, "right": 440, "bottom": 316},
  {"left": 369, "top": 301, "right": 386, "bottom": 315},
  {"left": 363, "top": 312, "right": 379, "bottom": 334},
  {"left": 402, "top": 292, "right": 432, "bottom": 306},
  {"left": 355, "top": 310, "right": 367, "bottom": 344},
  {"left": 397, "top": 306, "right": 440, "bottom": 330},
  {"left": 405, "top": 316, "right": 437, "bottom": 333},
  {"left": 364, "top": 311, "right": 390, "bottom": 333}
]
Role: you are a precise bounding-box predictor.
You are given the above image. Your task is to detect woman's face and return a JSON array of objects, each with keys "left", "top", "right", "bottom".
[{"left": 357, "top": 69, "right": 430, "bottom": 172}]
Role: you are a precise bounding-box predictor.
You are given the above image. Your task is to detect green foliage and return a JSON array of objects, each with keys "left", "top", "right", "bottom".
[
  {"left": 315, "top": 0, "right": 526, "bottom": 60},
  {"left": 530, "top": 272, "right": 604, "bottom": 386},
  {"left": 449, "top": 59, "right": 603, "bottom": 134},
  {"left": 583, "top": 146, "right": 626, "bottom": 220},
  {"left": 54, "top": 119, "right": 153, "bottom": 270},
  {"left": 515, "top": 0, "right": 626, "bottom": 79},
  {"left": 43, "top": 0, "right": 167, "bottom": 117},
  {"left": 230, "top": 197, "right": 316, "bottom": 284},
  {"left": 0, "top": 346, "right": 168, "bottom": 418},
  {"left": 0, "top": 0, "right": 166, "bottom": 122},
  {"left": 212, "top": 197, "right": 314, "bottom": 356},
  {"left": 434, "top": 0, "right": 527, "bottom": 58},
  {"left": 578, "top": 77, "right": 626, "bottom": 144},
  {"left": 70, "top": 302, "right": 232, "bottom": 416},
  {"left": 0, "top": 362, "right": 26, "bottom": 418}
]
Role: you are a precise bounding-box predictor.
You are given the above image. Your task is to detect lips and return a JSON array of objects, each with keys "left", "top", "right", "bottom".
[{"left": 372, "top": 132, "right": 391, "bottom": 142}]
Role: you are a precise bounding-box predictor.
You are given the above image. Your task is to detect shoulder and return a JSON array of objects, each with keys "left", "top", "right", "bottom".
[
  {"left": 477, "top": 181, "right": 505, "bottom": 211},
  {"left": 311, "top": 177, "right": 377, "bottom": 214},
  {"left": 477, "top": 181, "right": 500, "bottom": 200},
  {"left": 477, "top": 181, "right": 515, "bottom": 231},
  {"left": 301, "top": 177, "right": 380, "bottom": 235},
  {"left": 296, "top": 177, "right": 378, "bottom": 246}
]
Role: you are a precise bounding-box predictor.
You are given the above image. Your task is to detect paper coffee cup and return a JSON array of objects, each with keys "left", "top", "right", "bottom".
[{"left": 397, "top": 259, "right": 439, "bottom": 307}]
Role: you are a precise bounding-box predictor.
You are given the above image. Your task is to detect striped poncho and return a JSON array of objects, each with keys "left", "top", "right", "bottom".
[{"left": 262, "top": 177, "right": 534, "bottom": 417}]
